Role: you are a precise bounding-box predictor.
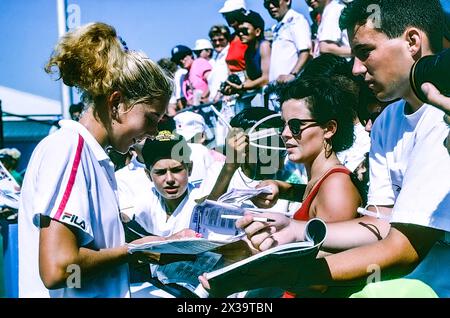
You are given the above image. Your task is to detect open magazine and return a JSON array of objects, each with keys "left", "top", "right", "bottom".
[
  {"left": 193, "top": 218, "right": 327, "bottom": 298},
  {"left": 128, "top": 186, "right": 275, "bottom": 296},
  {"left": 189, "top": 186, "right": 273, "bottom": 241},
  {"left": 127, "top": 232, "right": 244, "bottom": 255}
]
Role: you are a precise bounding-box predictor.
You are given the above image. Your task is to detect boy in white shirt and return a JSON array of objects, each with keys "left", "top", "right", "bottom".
[{"left": 121, "top": 131, "right": 203, "bottom": 237}]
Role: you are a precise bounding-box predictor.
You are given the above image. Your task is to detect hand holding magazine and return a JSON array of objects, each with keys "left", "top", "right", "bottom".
[
  {"left": 189, "top": 187, "right": 273, "bottom": 241},
  {"left": 194, "top": 218, "right": 327, "bottom": 298}
]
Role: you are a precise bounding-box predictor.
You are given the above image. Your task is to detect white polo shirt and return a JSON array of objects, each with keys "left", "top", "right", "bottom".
[
  {"left": 269, "top": 9, "right": 312, "bottom": 82},
  {"left": 122, "top": 184, "right": 202, "bottom": 237},
  {"left": 18, "top": 120, "right": 130, "bottom": 298}
]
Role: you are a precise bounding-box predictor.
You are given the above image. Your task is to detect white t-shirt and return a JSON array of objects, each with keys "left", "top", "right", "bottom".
[
  {"left": 18, "top": 120, "right": 130, "bottom": 298},
  {"left": 368, "top": 101, "right": 450, "bottom": 297},
  {"left": 269, "top": 9, "right": 312, "bottom": 82},
  {"left": 368, "top": 100, "right": 430, "bottom": 206},
  {"left": 313, "top": 0, "right": 349, "bottom": 58},
  {"left": 337, "top": 122, "right": 371, "bottom": 172},
  {"left": 122, "top": 184, "right": 202, "bottom": 237}
]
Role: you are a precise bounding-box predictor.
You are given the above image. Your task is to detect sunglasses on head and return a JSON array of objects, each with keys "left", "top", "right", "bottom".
[
  {"left": 284, "top": 118, "right": 320, "bottom": 136},
  {"left": 264, "top": 0, "right": 281, "bottom": 9},
  {"left": 238, "top": 27, "right": 250, "bottom": 36}
]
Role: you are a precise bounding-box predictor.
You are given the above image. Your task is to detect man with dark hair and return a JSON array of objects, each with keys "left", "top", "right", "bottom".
[{"left": 200, "top": 0, "right": 450, "bottom": 298}]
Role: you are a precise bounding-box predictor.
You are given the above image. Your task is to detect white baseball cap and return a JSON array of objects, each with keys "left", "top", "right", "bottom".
[
  {"left": 174, "top": 111, "right": 207, "bottom": 141},
  {"left": 219, "top": 0, "right": 246, "bottom": 13},
  {"left": 193, "top": 39, "right": 214, "bottom": 51}
]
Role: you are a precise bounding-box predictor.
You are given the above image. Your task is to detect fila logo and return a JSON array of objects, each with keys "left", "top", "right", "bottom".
[{"left": 61, "top": 212, "right": 86, "bottom": 230}]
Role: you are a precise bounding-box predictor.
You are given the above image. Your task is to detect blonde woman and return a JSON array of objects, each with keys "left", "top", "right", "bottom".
[{"left": 18, "top": 22, "right": 193, "bottom": 298}]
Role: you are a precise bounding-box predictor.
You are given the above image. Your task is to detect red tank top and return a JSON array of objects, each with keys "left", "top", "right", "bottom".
[
  {"left": 226, "top": 36, "right": 247, "bottom": 72},
  {"left": 283, "top": 166, "right": 351, "bottom": 298},
  {"left": 293, "top": 166, "right": 351, "bottom": 221}
]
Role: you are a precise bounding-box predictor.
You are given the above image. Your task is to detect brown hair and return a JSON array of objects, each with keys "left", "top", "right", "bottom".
[
  {"left": 208, "top": 24, "right": 231, "bottom": 42},
  {"left": 45, "top": 22, "right": 172, "bottom": 110}
]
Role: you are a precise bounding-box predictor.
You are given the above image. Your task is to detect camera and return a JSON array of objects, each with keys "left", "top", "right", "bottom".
[
  {"left": 410, "top": 48, "right": 450, "bottom": 103},
  {"left": 220, "top": 73, "right": 243, "bottom": 95}
]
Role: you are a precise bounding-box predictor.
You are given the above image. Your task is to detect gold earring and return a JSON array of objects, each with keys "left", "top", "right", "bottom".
[{"left": 324, "top": 139, "right": 333, "bottom": 158}]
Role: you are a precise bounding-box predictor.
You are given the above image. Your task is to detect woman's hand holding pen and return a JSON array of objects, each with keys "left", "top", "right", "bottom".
[{"left": 236, "top": 212, "right": 293, "bottom": 251}]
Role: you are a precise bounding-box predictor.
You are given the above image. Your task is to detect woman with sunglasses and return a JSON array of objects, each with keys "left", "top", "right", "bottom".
[
  {"left": 200, "top": 75, "right": 363, "bottom": 297},
  {"left": 249, "top": 75, "right": 361, "bottom": 257},
  {"left": 203, "top": 108, "right": 293, "bottom": 214},
  {"left": 18, "top": 22, "right": 183, "bottom": 297}
]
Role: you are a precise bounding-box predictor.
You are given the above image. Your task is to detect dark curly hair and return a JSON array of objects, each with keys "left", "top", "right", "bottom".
[{"left": 278, "top": 75, "right": 356, "bottom": 153}]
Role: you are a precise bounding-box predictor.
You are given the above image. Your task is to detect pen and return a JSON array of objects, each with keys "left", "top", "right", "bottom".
[{"left": 220, "top": 215, "right": 275, "bottom": 222}]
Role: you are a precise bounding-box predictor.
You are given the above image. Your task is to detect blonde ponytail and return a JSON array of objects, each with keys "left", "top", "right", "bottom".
[{"left": 45, "top": 22, "right": 172, "bottom": 107}]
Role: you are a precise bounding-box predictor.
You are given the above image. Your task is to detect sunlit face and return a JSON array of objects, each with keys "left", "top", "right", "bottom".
[
  {"left": 149, "top": 159, "right": 190, "bottom": 201},
  {"left": 210, "top": 35, "right": 229, "bottom": 53},
  {"left": 266, "top": 0, "right": 290, "bottom": 21},
  {"left": 349, "top": 21, "right": 413, "bottom": 102},
  {"left": 237, "top": 22, "right": 260, "bottom": 44},
  {"left": 111, "top": 100, "right": 166, "bottom": 153},
  {"left": 281, "top": 98, "right": 325, "bottom": 164}
]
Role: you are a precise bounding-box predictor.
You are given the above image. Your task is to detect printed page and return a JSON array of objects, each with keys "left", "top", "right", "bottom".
[
  {"left": 190, "top": 200, "right": 245, "bottom": 241},
  {"left": 127, "top": 234, "right": 244, "bottom": 255},
  {"left": 154, "top": 252, "right": 222, "bottom": 292}
]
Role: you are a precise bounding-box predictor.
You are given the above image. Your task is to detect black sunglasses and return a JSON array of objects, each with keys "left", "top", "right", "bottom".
[
  {"left": 238, "top": 27, "right": 250, "bottom": 36},
  {"left": 284, "top": 118, "right": 319, "bottom": 136},
  {"left": 264, "top": 0, "right": 281, "bottom": 9}
]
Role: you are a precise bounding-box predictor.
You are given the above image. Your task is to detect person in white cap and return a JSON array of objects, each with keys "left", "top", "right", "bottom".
[
  {"left": 219, "top": 0, "right": 248, "bottom": 77},
  {"left": 193, "top": 39, "right": 214, "bottom": 63}
]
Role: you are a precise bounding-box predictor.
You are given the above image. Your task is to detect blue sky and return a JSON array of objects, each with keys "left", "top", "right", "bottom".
[{"left": 0, "top": 0, "right": 310, "bottom": 103}]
